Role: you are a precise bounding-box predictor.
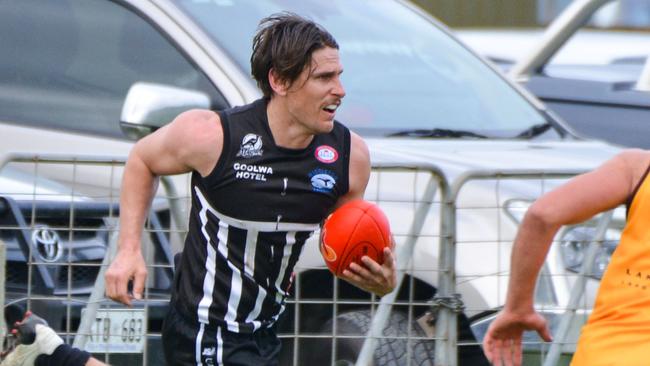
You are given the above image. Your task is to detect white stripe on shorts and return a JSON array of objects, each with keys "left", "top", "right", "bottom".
[
  {"left": 195, "top": 322, "right": 205, "bottom": 366},
  {"left": 216, "top": 326, "right": 223, "bottom": 365}
]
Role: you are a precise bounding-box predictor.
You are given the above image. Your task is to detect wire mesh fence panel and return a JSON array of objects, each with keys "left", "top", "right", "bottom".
[
  {"left": 279, "top": 166, "right": 603, "bottom": 366},
  {"left": 273, "top": 166, "right": 445, "bottom": 366},
  {"left": 0, "top": 153, "right": 191, "bottom": 366},
  {"left": 451, "top": 170, "right": 625, "bottom": 366},
  {"left": 0, "top": 154, "right": 623, "bottom": 366}
]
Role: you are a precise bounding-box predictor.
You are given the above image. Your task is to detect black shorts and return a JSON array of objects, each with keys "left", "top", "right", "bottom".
[{"left": 162, "top": 304, "right": 282, "bottom": 366}]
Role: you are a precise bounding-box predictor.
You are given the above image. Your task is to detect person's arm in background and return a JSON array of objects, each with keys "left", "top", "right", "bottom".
[
  {"left": 333, "top": 132, "right": 397, "bottom": 296},
  {"left": 482, "top": 149, "right": 650, "bottom": 366},
  {"left": 1, "top": 312, "right": 105, "bottom": 366},
  {"left": 105, "top": 109, "right": 223, "bottom": 306}
]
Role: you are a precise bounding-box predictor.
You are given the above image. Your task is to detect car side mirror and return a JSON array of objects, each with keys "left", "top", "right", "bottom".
[{"left": 120, "top": 82, "right": 211, "bottom": 140}]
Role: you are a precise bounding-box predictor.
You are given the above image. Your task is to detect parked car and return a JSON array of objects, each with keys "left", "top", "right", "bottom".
[
  {"left": 0, "top": 0, "right": 621, "bottom": 365},
  {"left": 458, "top": 0, "right": 650, "bottom": 149}
]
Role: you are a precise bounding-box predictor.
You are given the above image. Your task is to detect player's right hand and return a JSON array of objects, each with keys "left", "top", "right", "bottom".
[
  {"left": 105, "top": 248, "right": 147, "bottom": 307},
  {"left": 482, "top": 308, "right": 552, "bottom": 366}
]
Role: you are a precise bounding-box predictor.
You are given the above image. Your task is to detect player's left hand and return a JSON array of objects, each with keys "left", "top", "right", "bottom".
[{"left": 341, "top": 246, "right": 396, "bottom": 296}]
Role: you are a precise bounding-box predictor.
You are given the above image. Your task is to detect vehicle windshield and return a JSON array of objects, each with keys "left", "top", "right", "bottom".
[{"left": 176, "top": 0, "right": 551, "bottom": 138}]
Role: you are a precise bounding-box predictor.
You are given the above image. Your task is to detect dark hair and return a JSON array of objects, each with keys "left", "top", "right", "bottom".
[{"left": 251, "top": 12, "right": 339, "bottom": 98}]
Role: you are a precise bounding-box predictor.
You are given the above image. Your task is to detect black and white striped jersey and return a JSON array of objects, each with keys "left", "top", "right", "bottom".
[{"left": 172, "top": 98, "right": 351, "bottom": 333}]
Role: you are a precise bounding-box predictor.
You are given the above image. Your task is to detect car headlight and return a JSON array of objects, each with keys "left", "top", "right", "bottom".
[
  {"left": 559, "top": 226, "right": 620, "bottom": 279},
  {"left": 505, "top": 199, "right": 623, "bottom": 280}
]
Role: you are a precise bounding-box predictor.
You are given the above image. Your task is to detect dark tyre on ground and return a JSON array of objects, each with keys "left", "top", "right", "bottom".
[{"left": 300, "top": 310, "right": 435, "bottom": 366}]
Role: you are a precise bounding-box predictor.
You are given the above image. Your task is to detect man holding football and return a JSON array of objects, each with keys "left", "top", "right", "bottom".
[{"left": 104, "top": 12, "right": 396, "bottom": 365}]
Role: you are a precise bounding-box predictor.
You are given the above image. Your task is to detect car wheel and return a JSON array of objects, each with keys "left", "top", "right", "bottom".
[{"left": 300, "top": 310, "right": 435, "bottom": 366}]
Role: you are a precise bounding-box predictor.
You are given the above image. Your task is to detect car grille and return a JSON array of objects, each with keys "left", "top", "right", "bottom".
[
  {"left": 57, "top": 261, "right": 102, "bottom": 289},
  {"left": 6, "top": 261, "right": 29, "bottom": 286},
  {"left": 1, "top": 197, "right": 173, "bottom": 295}
]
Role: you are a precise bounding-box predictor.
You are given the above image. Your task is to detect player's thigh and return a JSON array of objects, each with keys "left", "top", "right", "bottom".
[
  {"left": 221, "top": 327, "right": 281, "bottom": 366},
  {"left": 162, "top": 306, "right": 199, "bottom": 365}
]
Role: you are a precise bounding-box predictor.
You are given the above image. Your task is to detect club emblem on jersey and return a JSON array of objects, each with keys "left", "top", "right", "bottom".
[
  {"left": 237, "top": 133, "right": 263, "bottom": 158},
  {"left": 315, "top": 145, "right": 338, "bottom": 163},
  {"left": 309, "top": 169, "right": 337, "bottom": 193}
]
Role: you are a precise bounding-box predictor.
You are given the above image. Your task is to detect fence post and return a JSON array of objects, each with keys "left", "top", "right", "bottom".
[
  {"left": 355, "top": 169, "right": 443, "bottom": 366},
  {"left": 73, "top": 226, "right": 119, "bottom": 350},
  {"left": 434, "top": 176, "right": 458, "bottom": 366}
]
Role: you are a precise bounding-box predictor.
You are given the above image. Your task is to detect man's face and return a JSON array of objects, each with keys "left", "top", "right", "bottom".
[{"left": 285, "top": 46, "right": 345, "bottom": 134}]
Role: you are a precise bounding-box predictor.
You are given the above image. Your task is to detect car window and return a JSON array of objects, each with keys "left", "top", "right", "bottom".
[
  {"left": 176, "top": 0, "right": 551, "bottom": 138},
  {"left": 0, "top": 0, "right": 227, "bottom": 139}
]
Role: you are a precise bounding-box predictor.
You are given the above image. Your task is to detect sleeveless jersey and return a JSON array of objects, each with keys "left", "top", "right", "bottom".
[
  {"left": 172, "top": 98, "right": 351, "bottom": 333},
  {"left": 571, "top": 167, "right": 650, "bottom": 365}
]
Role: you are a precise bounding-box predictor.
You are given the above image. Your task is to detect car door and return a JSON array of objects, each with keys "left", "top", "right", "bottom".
[{"left": 0, "top": 0, "right": 232, "bottom": 142}]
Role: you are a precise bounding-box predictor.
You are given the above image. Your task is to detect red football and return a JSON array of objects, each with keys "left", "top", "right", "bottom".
[{"left": 320, "top": 200, "right": 392, "bottom": 276}]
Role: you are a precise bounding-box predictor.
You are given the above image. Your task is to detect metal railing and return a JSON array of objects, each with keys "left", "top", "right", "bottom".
[
  {"left": 0, "top": 153, "right": 619, "bottom": 366},
  {"left": 446, "top": 168, "right": 589, "bottom": 366},
  {"left": 354, "top": 167, "right": 620, "bottom": 366}
]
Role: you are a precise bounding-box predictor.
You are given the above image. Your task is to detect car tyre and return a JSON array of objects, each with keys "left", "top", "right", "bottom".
[{"left": 301, "top": 310, "right": 435, "bottom": 366}]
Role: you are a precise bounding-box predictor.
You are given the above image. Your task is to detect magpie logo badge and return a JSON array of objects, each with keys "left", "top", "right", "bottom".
[{"left": 237, "top": 133, "right": 263, "bottom": 158}]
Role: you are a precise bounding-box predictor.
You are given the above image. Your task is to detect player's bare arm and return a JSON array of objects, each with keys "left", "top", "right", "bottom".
[
  {"left": 105, "top": 109, "right": 223, "bottom": 306},
  {"left": 335, "top": 132, "right": 397, "bottom": 296},
  {"left": 333, "top": 132, "right": 370, "bottom": 208},
  {"left": 483, "top": 149, "right": 650, "bottom": 366}
]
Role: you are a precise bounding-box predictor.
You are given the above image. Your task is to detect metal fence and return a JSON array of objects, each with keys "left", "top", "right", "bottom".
[
  {"left": 0, "top": 152, "right": 189, "bottom": 365},
  {"left": 0, "top": 153, "right": 621, "bottom": 365}
]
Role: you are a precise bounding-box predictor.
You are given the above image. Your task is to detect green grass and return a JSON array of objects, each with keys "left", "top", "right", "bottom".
[{"left": 523, "top": 352, "right": 573, "bottom": 366}]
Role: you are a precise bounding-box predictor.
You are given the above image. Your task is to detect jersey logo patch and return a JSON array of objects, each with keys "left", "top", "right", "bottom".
[
  {"left": 309, "top": 169, "right": 337, "bottom": 193},
  {"left": 315, "top": 145, "right": 338, "bottom": 163},
  {"left": 237, "top": 133, "right": 263, "bottom": 158}
]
